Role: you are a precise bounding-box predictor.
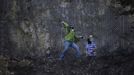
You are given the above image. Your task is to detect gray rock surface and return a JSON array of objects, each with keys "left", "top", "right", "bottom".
[
  {"left": 0, "top": 0, "right": 134, "bottom": 75},
  {"left": 1, "top": 0, "right": 133, "bottom": 57}
]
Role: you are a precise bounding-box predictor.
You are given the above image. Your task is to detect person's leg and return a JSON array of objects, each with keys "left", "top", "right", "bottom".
[
  {"left": 59, "top": 41, "right": 70, "bottom": 60},
  {"left": 87, "top": 50, "right": 96, "bottom": 61},
  {"left": 71, "top": 43, "right": 81, "bottom": 59}
]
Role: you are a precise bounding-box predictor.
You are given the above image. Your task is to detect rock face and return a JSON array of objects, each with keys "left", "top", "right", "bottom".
[
  {"left": 0, "top": 0, "right": 134, "bottom": 75},
  {"left": 0, "top": 0, "right": 134, "bottom": 57}
]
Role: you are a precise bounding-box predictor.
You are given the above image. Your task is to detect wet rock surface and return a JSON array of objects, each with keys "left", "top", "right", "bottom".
[
  {"left": 0, "top": 50, "right": 134, "bottom": 75},
  {"left": 0, "top": 0, "right": 134, "bottom": 57},
  {"left": 0, "top": 0, "right": 134, "bottom": 75}
]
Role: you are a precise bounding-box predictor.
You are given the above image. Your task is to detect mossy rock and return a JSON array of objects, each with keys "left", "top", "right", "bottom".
[
  {"left": 18, "top": 59, "right": 32, "bottom": 67},
  {"left": 0, "top": 56, "right": 8, "bottom": 70},
  {"left": 0, "top": 56, "right": 10, "bottom": 75}
]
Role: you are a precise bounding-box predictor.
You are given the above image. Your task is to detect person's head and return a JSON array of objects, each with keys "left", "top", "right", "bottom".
[
  {"left": 89, "top": 35, "right": 93, "bottom": 38},
  {"left": 70, "top": 25, "right": 74, "bottom": 29},
  {"left": 87, "top": 38, "right": 92, "bottom": 44},
  {"left": 69, "top": 25, "right": 74, "bottom": 32}
]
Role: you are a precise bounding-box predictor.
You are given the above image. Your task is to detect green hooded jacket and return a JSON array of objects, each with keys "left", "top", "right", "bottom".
[{"left": 62, "top": 22, "right": 79, "bottom": 42}]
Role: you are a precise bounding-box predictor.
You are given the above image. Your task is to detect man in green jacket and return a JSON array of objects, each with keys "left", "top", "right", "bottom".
[{"left": 59, "top": 21, "right": 82, "bottom": 60}]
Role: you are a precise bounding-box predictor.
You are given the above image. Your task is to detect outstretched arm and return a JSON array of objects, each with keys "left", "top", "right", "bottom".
[
  {"left": 61, "top": 21, "right": 69, "bottom": 27},
  {"left": 61, "top": 21, "right": 70, "bottom": 33}
]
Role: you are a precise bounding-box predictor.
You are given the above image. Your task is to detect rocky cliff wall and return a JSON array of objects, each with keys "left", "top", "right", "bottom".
[{"left": 0, "top": 0, "right": 133, "bottom": 57}]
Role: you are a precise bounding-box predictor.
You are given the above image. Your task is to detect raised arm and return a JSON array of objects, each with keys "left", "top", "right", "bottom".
[{"left": 61, "top": 21, "right": 70, "bottom": 33}]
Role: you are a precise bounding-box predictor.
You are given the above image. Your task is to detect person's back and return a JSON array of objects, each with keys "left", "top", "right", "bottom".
[
  {"left": 86, "top": 38, "right": 96, "bottom": 56},
  {"left": 62, "top": 21, "right": 76, "bottom": 42}
]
